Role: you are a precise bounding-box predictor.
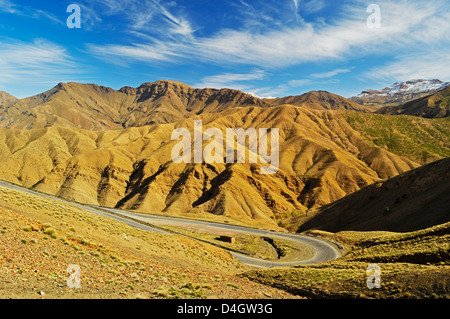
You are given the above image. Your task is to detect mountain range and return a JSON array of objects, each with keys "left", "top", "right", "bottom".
[
  {"left": 0, "top": 81, "right": 270, "bottom": 130},
  {"left": 1, "top": 79, "right": 448, "bottom": 133},
  {"left": 0, "top": 105, "right": 421, "bottom": 227},
  {"left": 294, "top": 156, "right": 450, "bottom": 232},
  {"left": 350, "top": 79, "right": 450, "bottom": 107},
  {"left": 377, "top": 86, "right": 450, "bottom": 118},
  {"left": 264, "top": 90, "right": 375, "bottom": 112},
  {"left": 0, "top": 79, "right": 448, "bottom": 229}
]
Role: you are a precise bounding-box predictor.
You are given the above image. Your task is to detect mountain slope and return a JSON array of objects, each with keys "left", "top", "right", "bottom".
[
  {"left": 0, "top": 91, "right": 17, "bottom": 106},
  {"left": 342, "top": 111, "right": 450, "bottom": 164},
  {"left": 377, "top": 86, "right": 450, "bottom": 118},
  {"left": 266, "top": 90, "right": 374, "bottom": 112},
  {"left": 0, "top": 82, "right": 134, "bottom": 130},
  {"left": 293, "top": 157, "right": 450, "bottom": 232},
  {"left": 0, "top": 81, "right": 271, "bottom": 130},
  {"left": 0, "top": 105, "right": 419, "bottom": 228},
  {"left": 245, "top": 221, "right": 450, "bottom": 299}
]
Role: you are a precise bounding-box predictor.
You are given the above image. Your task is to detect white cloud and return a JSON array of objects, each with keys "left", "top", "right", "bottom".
[
  {"left": 300, "top": 0, "right": 326, "bottom": 15},
  {"left": 0, "top": 0, "right": 18, "bottom": 14},
  {"left": 0, "top": 0, "right": 62, "bottom": 24},
  {"left": 287, "top": 67, "right": 350, "bottom": 89},
  {"left": 81, "top": 0, "right": 195, "bottom": 38},
  {"left": 87, "top": 41, "right": 183, "bottom": 65},
  {"left": 95, "top": 0, "right": 134, "bottom": 14},
  {"left": 363, "top": 51, "right": 450, "bottom": 82},
  {"left": 0, "top": 39, "right": 81, "bottom": 96},
  {"left": 86, "top": 0, "right": 449, "bottom": 71},
  {"left": 157, "top": 3, "right": 194, "bottom": 36},
  {"left": 195, "top": 70, "right": 266, "bottom": 90},
  {"left": 310, "top": 68, "right": 350, "bottom": 79}
]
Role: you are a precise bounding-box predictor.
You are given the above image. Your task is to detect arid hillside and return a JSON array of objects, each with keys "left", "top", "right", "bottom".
[
  {"left": 2, "top": 80, "right": 449, "bottom": 229},
  {"left": 0, "top": 81, "right": 270, "bottom": 130},
  {"left": 377, "top": 86, "right": 450, "bottom": 118},
  {"left": 292, "top": 157, "right": 450, "bottom": 232},
  {"left": 342, "top": 112, "right": 450, "bottom": 164},
  {"left": 0, "top": 105, "right": 419, "bottom": 227},
  {"left": 0, "top": 183, "right": 295, "bottom": 299},
  {"left": 265, "top": 90, "right": 374, "bottom": 112},
  {"left": 0, "top": 91, "right": 17, "bottom": 106}
]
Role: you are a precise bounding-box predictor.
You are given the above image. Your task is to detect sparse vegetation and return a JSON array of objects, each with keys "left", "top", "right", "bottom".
[
  {"left": 0, "top": 184, "right": 295, "bottom": 299},
  {"left": 0, "top": 77, "right": 448, "bottom": 302},
  {"left": 161, "top": 225, "right": 315, "bottom": 262},
  {"left": 243, "top": 222, "right": 450, "bottom": 299},
  {"left": 343, "top": 111, "right": 450, "bottom": 164}
]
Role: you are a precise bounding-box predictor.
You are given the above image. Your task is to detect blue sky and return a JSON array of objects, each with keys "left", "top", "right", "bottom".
[{"left": 0, "top": 0, "right": 449, "bottom": 99}]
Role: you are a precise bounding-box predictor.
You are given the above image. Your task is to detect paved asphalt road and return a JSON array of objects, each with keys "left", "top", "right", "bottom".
[{"left": 0, "top": 180, "right": 340, "bottom": 268}]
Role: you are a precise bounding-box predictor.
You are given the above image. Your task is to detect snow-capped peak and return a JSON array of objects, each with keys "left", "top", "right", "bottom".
[{"left": 357, "top": 79, "right": 450, "bottom": 97}]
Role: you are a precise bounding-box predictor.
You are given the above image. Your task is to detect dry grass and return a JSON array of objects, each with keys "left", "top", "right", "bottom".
[
  {"left": 0, "top": 184, "right": 297, "bottom": 299},
  {"left": 243, "top": 222, "right": 450, "bottom": 299},
  {"left": 160, "top": 225, "right": 315, "bottom": 262}
]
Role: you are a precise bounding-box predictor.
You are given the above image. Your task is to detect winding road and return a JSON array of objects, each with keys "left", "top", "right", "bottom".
[{"left": 0, "top": 180, "right": 340, "bottom": 268}]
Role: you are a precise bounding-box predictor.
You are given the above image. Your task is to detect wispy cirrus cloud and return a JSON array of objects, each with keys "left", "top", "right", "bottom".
[
  {"left": 231, "top": 0, "right": 299, "bottom": 31},
  {"left": 0, "top": 38, "right": 82, "bottom": 97},
  {"left": 299, "top": 0, "right": 326, "bottom": 15},
  {"left": 80, "top": 0, "right": 195, "bottom": 37},
  {"left": 310, "top": 68, "right": 351, "bottom": 79},
  {"left": 0, "top": 0, "right": 63, "bottom": 25},
  {"left": 364, "top": 51, "right": 450, "bottom": 82},
  {"left": 287, "top": 68, "right": 350, "bottom": 91},
  {"left": 85, "top": 0, "right": 450, "bottom": 73},
  {"left": 83, "top": 0, "right": 197, "bottom": 64},
  {"left": 194, "top": 70, "right": 266, "bottom": 90}
]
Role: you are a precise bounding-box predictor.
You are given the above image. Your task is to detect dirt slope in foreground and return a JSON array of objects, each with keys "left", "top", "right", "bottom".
[{"left": 0, "top": 185, "right": 296, "bottom": 299}]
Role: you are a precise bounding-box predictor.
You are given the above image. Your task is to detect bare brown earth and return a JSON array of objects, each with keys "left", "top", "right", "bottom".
[
  {"left": 0, "top": 184, "right": 297, "bottom": 299},
  {"left": 377, "top": 86, "right": 450, "bottom": 118},
  {"left": 0, "top": 81, "right": 270, "bottom": 130},
  {"left": 1, "top": 82, "right": 373, "bottom": 132},
  {"left": 265, "top": 90, "right": 375, "bottom": 112},
  {"left": 0, "top": 105, "right": 419, "bottom": 228},
  {"left": 0, "top": 80, "right": 448, "bottom": 300},
  {"left": 291, "top": 157, "right": 450, "bottom": 233},
  {"left": 0, "top": 91, "right": 17, "bottom": 106}
]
